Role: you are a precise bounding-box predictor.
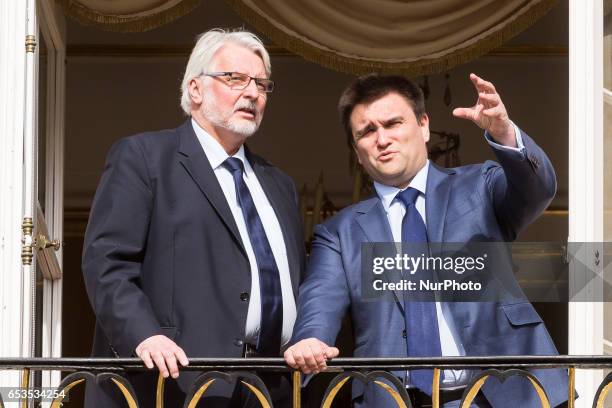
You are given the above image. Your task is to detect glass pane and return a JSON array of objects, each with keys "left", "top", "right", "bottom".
[
  {"left": 38, "top": 29, "right": 47, "bottom": 214},
  {"left": 32, "top": 27, "right": 50, "bottom": 402}
]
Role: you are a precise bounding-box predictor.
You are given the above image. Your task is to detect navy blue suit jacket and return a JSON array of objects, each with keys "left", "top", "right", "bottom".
[
  {"left": 291, "top": 130, "right": 568, "bottom": 408},
  {"left": 82, "top": 120, "right": 305, "bottom": 407}
]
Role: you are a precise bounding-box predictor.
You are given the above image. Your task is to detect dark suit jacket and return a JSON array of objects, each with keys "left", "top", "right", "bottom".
[
  {"left": 82, "top": 120, "right": 305, "bottom": 407},
  {"left": 291, "top": 130, "right": 568, "bottom": 408}
]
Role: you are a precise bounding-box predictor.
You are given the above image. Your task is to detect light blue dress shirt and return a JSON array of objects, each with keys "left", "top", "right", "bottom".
[{"left": 373, "top": 124, "right": 525, "bottom": 388}]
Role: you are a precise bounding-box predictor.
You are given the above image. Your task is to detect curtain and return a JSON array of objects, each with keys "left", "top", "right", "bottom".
[
  {"left": 57, "top": 0, "right": 200, "bottom": 32},
  {"left": 225, "top": 0, "right": 558, "bottom": 77}
]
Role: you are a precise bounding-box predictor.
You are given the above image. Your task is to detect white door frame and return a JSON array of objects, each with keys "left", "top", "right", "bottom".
[
  {"left": 568, "top": 0, "right": 604, "bottom": 407},
  {"left": 0, "top": 0, "right": 65, "bottom": 395},
  {"left": 37, "top": 0, "right": 66, "bottom": 391},
  {"left": 0, "top": 0, "right": 29, "bottom": 391}
]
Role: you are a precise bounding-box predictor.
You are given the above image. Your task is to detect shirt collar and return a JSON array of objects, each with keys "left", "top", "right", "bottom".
[
  {"left": 374, "top": 160, "right": 430, "bottom": 212},
  {"left": 191, "top": 118, "right": 249, "bottom": 172}
]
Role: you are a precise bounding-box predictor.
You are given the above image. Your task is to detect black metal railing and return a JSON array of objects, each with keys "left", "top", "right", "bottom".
[{"left": 1, "top": 356, "right": 612, "bottom": 407}]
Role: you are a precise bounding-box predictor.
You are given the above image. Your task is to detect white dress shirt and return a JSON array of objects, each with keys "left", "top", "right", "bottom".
[
  {"left": 373, "top": 125, "right": 525, "bottom": 388},
  {"left": 191, "top": 119, "right": 296, "bottom": 347}
]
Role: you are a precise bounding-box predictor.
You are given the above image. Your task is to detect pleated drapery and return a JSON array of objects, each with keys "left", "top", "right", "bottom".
[
  {"left": 225, "top": 0, "right": 558, "bottom": 76},
  {"left": 57, "top": 0, "right": 200, "bottom": 32}
]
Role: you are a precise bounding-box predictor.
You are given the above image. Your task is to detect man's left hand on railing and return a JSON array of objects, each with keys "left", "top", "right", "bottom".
[
  {"left": 135, "top": 335, "right": 189, "bottom": 379},
  {"left": 284, "top": 338, "right": 339, "bottom": 374}
]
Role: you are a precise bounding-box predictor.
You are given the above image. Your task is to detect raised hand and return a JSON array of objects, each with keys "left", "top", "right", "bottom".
[{"left": 453, "top": 73, "right": 516, "bottom": 147}]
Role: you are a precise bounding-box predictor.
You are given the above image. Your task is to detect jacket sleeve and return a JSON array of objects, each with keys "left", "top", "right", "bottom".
[
  {"left": 82, "top": 137, "right": 162, "bottom": 356},
  {"left": 290, "top": 223, "right": 350, "bottom": 346},
  {"left": 485, "top": 128, "right": 557, "bottom": 240}
]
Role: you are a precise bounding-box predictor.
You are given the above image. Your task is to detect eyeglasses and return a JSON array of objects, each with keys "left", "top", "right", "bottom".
[{"left": 203, "top": 71, "right": 274, "bottom": 93}]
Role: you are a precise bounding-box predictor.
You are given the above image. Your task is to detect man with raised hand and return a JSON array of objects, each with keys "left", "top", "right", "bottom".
[{"left": 285, "top": 74, "right": 567, "bottom": 408}]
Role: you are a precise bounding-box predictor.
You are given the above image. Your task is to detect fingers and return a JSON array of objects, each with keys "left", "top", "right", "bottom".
[
  {"left": 477, "top": 91, "right": 500, "bottom": 107},
  {"left": 151, "top": 350, "right": 169, "bottom": 378},
  {"left": 325, "top": 347, "right": 340, "bottom": 359},
  {"left": 164, "top": 352, "right": 179, "bottom": 378},
  {"left": 135, "top": 335, "right": 189, "bottom": 379},
  {"left": 470, "top": 73, "right": 496, "bottom": 94},
  {"left": 176, "top": 347, "right": 189, "bottom": 367},
  {"left": 284, "top": 349, "right": 298, "bottom": 369},
  {"left": 474, "top": 103, "right": 484, "bottom": 119},
  {"left": 303, "top": 344, "right": 323, "bottom": 374},
  {"left": 284, "top": 338, "right": 338, "bottom": 374},
  {"left": 455, "top": 74, "right": 510, "bottom": 136},
  {"left": 137, "top": 348, "right": 155, "bottom": 369},
  {"left": 308, "top": 343, "right": 328, "bottom": 374},
  {"left": 452, "top": 107, "right": 478, "bottom": 122}
]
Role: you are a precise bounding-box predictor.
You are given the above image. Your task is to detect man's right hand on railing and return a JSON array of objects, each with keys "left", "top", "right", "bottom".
[
  {"left": 135, "top": 335, "right": 189, "bottom": 379},
  {"left": 284, "top": 338, "right": 339, "bottom": 374}
]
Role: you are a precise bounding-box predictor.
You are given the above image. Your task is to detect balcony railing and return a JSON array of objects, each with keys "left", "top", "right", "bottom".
[{"left": 1, "top": 356, "right": 612, "bottom": 407}]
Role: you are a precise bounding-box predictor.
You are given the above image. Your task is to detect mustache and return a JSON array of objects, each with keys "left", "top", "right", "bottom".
[{"left": 234, "top": 100, "right": 259, "bottom": 115}]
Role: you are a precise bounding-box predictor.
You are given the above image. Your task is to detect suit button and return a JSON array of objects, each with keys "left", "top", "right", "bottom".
[
  {"left": 402, "top": 330, "right": 407, "bottom": 338},
  {"left": 234, "top": 339, "right": 244, "bottom": 347},
  {"left": 240, "top": 292, "right": 249, "bottom": 301}
]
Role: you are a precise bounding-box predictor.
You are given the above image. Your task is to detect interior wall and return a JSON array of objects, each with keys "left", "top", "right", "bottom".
[
  {"left": 64, "top": 54, "right": 569, "bottom": 214},
  {"left": 62, "top": 0, "right": 570, "bottom": 360}
]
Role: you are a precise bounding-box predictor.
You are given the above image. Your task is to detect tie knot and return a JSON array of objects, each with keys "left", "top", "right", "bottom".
[
  {"left": 223, "top": 157, "right": 244, "bottom": 174},
  {"left": 396, "top": 187, "right": 420, "bottom": 207}
]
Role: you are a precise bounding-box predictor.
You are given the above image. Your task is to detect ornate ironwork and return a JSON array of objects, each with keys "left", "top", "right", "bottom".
[
  {"left": 184, "top": 371, "right": 272, "bottom": 408},
  {"left": 593, "top": 371, "right": 612, "bottom": 408},
  {"left": 50, "top": 371, "right": 139, "bottom": 407},
  {"left": 1, "top": 356, "right": 612, "bottom": 407},
  {"left": 459, "top": 368, "right": 550, "bottom": 408},
  {"left": 320, "top": 371, "right": 410, "bottom": 408}
]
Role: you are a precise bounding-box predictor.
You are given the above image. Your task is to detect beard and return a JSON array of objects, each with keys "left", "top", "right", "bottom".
[{"left": 202, "top": 93, "right": 262, "bottom": 138}]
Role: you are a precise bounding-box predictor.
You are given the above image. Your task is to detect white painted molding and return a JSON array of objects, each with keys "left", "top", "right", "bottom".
[
  {"left": 568, "top": 0, "right": 605, "bottom": 407},
  {"left": 0, "top": 0, "right": 28, "bottom": 392},
  {"left": 37, "top": 0, "right": 66, "bottom": 391},
  {"left": 22, "top": 0, "right": 38, "bottom": 363}
]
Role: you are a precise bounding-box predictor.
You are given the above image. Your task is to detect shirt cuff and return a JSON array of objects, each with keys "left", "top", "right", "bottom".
[{"left": 484, "top": 121, "right": 525, "bottom": 154}]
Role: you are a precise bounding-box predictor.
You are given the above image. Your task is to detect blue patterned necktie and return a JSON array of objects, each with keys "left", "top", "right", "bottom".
[
  {"left": 396, "top": 187, "right": 443, "bottom": 395},
  {"left": 223, "top": 157, "right": 283, "bottom": 356}
]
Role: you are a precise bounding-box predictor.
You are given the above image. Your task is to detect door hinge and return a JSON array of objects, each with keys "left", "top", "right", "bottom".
[
  {"left": 21, "top": 217, "right": 33, "bottom": 265},
  {"left": 25, "top": 35, "right": 36, "bottom": 53}
]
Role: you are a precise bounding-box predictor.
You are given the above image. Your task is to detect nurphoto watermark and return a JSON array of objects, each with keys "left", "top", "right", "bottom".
[{"left": 360, "top": 242, "right": 612, "bottom": 303}]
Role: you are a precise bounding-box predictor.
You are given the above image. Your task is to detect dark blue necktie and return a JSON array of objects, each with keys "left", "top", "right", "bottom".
[
  {"left": 223, "top": 157, "right": 283, "bottom": 356},
  {"left": 396, "top": 187, "right": 443, "bottom": 395}
]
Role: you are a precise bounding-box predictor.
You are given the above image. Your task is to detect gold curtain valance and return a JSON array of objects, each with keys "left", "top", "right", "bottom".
[
  {"left": 225, "top": 0, "right": 558, "bottom": 77},
  {"left": 57, "top": 0, "right": 201, "bottom": 32}
]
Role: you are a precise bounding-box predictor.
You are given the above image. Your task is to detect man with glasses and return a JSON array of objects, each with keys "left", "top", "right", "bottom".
[{"left": 83, "top": 28, "right": 304, "bottom": 407}]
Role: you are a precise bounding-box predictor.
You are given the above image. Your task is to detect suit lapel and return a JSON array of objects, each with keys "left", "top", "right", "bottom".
[
  {"left": 355, "top": 164, "right": 456, "bottom": 314},
  {"left": 355, "top": 198, "right": 393, "bottom": 242},
  {"left": 425, "top": 163, "right": 455, "bottom": 243},
  {"left": 355, "top": 198, "right": 406, "bottom": 312},
  {"left": 176, "top": 121, "right": 247, "bottom": 257},
  {"left": 248, "top": 150, "right": 301, "bottom": 297}
]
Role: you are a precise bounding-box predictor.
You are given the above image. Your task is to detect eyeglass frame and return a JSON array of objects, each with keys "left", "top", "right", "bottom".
[{"left": 203, "top": 71, "right": 275, "bottom": 93}]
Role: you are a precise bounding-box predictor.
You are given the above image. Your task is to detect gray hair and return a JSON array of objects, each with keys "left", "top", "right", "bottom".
[{"left": 180, "top": 28, "right": 272, "bottom": 115}]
